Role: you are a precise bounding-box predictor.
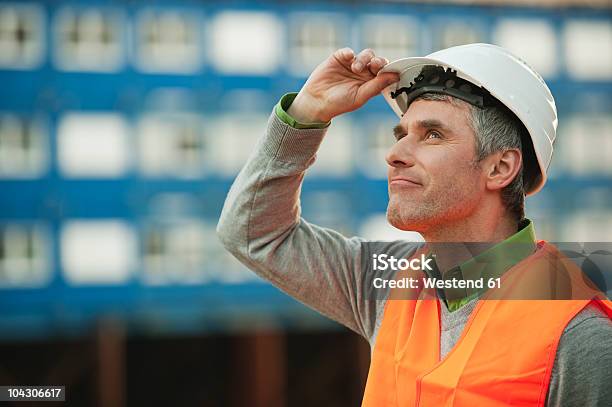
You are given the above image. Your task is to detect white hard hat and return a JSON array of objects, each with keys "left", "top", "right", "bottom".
[{"left": 380, "top": 43, "right": 557, "bottom": 195}]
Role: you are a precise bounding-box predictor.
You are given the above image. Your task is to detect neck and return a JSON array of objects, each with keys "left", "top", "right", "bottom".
[{"left": 421, "top": 200, "right": 518, "bottom": 274}]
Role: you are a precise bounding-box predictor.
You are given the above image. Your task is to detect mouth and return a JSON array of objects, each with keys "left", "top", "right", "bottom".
[{"left": 389, "top": 177, "right": 422, "bottom": 188}]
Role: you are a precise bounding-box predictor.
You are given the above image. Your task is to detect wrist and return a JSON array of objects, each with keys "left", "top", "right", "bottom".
[{"left": 287, "top": 92, "right": 332, "bottom": 124}]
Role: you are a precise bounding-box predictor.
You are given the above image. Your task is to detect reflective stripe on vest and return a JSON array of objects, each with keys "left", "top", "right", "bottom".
[{"left": 362, "top": 241, "right": 612, "bottom": 407}]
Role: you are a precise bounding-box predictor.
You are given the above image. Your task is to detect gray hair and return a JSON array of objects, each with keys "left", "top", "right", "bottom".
[{"left": 414, "top": 93, "right": 526, "bottom": 223}]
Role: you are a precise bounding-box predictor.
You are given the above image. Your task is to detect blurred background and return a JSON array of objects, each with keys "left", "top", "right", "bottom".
[{"left": 0, "top": 0, "right": 610, "bottom": 406}]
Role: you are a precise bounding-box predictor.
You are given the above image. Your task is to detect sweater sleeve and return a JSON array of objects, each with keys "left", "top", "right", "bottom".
[
  {"left": 546, "top": 304, "right": 612, "bottom": 407},
  {"left": 216, "top": 108, "right": 399, "bottom": 339}
]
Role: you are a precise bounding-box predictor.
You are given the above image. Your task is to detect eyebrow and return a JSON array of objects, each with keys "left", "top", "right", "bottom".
[
  {"left": 393, "top": 124, "right": 405, "bottom": 139},
  {"left": 393, "top": 119, "right": 452, "bottom": 139}
]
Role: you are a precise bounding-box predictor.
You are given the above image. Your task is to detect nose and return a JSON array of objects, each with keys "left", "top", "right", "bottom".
[{"left": 385, "top": 138, "right": 416, "bottom": 168}]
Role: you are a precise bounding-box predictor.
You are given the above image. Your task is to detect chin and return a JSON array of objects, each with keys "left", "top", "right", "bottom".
[{"left": 386, "top": 205, "right": 428, "bottom": 233}]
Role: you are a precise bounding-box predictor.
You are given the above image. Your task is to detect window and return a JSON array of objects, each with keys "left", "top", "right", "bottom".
[
  {"left": 431, "top": 20, "right": 484, "bottom": 52},
  {"left": 564, "top": 20, "right": 612, "bottom": 80},
  {"left": 143, "top": 220, "right": 210, "bottom": 285},
  {"left": 0, "top": 224, "right": 50, "bottom": 287},
  {"left": 61, "top": 220, "right": 137, "bottom": 285},
  {"left": 558, "top": 114, "right": 612, "bottom": 176},
  {"left": 359, "top": 15, "right": 419, "bottom": 62},
  {"left": 302, "top": 191, "right": 353, "bottom": 236},
  {"left": 209, "top": 11, "right": 281, "bottom": 75},
  {"left": 357, "top": 116, "right": 397, "bottom": 179},
  {"left": 288, "top": 13, "right": 346, "bottom": 76},
  {"left": 0, "top": 114, "right": 48, "bottom": 178},
  {"left": 140, "top": 194, "right": 258, "bottom": 284},
  {"left": 493, "top": 18, "right": 557, "bottom": 78},
  {"left": 57, "top": 112, "right": 131, "bottom": 178},
  {"left": 563, "top": 210, "right": 612, "bottom": 242},
  {"left": 134, "top": 9, "right": 202, "bottom": 74},
  {"left": 54, "top": 7, "right": 124, "bottom": 72},
  {"left": 208, "top": 113, "right": 268, "bottom": 177},
  {"left": 138, "top": 112, "right": 208, "bottom": 178},
  {"left": 0, "top": 3, "right": 44, "bottom": 69},
  {"left": 307, "top": 117, "right": 353, "bottom": 177}
]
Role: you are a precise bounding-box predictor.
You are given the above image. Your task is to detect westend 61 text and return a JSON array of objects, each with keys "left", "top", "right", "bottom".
[
  {"left": 372, "top": 254, "right": 433, "bottom": 271},
  {"left": 373, "top": 276, "right": 502, "bottom": 289}
]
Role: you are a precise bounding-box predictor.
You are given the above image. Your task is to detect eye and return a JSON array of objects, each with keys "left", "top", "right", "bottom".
[{"left": 426, "top": 130, "right": 442, "bottom": 140}]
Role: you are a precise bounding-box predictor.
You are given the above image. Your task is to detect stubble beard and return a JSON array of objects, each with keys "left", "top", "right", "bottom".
[{"left": 386, "top": 170, "right": 482, "bottom": 234}]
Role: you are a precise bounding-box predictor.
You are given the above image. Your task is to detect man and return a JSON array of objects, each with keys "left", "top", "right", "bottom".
[{"left": 217, "top": 44, "right": 612, "bottom": 406}]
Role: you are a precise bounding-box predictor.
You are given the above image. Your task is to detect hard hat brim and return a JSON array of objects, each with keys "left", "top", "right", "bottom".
[{"left": 379, "top": 56, "right": 487, "bottom": 118}]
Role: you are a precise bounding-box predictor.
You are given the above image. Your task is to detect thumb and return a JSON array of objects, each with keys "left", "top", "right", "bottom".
[{"left": 355, "top": 73, "right": 400, "bottom": 106}]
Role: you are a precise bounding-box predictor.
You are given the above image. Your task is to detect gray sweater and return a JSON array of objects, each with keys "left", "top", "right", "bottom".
[{"left": 217, "top": 111, "right": 612, "bottom": 406}]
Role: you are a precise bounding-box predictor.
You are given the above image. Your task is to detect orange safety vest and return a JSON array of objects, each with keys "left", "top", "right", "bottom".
[{"left": 362, "top": 241, "right": 612, "bottom": 406}]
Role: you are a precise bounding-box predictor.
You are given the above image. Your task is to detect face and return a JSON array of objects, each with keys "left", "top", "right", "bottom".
[{"left": 386, "top": 99, "right": 485, "bottom": 233}]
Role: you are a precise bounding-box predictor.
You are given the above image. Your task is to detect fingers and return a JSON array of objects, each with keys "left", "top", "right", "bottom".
[
  {"left": 334, "top": 47, "right": 391, "bottom": 76},
  {"left": 350, "top": 49, "right": 391, "bottom": 76},
  {"left": 367, "top": 56, "right": 389, "bottom": 76},
  {"left": 355, "top": 72, "right": 400, "bottom": 106},
  {"left": 334, "top": 47, "right": 355, "bottom": 63},
  {"left": 351, "top": 48, "right": 375, "bottom": 73}
]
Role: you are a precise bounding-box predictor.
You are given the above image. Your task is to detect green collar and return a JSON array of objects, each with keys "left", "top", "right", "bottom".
[{"left": 426, "top": 219, "right": 537, "bottom": 312}]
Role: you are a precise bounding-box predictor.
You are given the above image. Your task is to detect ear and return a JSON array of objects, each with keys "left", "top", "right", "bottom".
[{"left": 483, "top": 149, "right": 522, "bottom": 192}]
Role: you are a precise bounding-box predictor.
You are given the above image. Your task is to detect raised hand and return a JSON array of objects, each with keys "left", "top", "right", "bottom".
[{"left": 287, "top": 48, "right": 400, "bottom": 123}]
